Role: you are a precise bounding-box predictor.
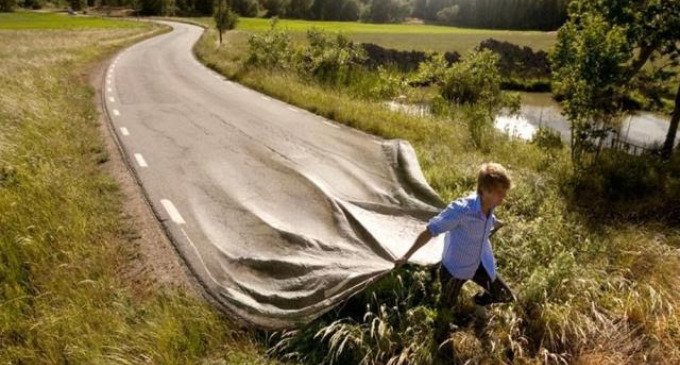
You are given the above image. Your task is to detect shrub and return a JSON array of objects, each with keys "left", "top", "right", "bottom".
[
  {"left": 297, "top": 28, "right": 367, "bottom": 86},
  {"left": 532, "top": 127, "right": 563, "bottom": 151},
  {"left": 441, "top": 49, "right": 502, "bottom": 105},
  {"left": 409, "top": 52, "right": 450, "bottom": 87},
  {"left": 442, "top": 49, "right": 519, "bottom": 149},
  {"left": 245, "top": 19, "right": 294, "bottom": 69},
  {"left": 368, "top": 66, "right": 406, "bottom": 99}
]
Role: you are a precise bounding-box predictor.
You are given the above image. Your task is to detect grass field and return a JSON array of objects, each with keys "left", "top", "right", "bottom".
[
  {"left": 0, "top": 11, "right": 143, "bottom": 29},
  {"left": 184, "top": 16, "right": 556, "bottom": 53},
  {"left": 0, "top": 13, "right": 276, "bottom": 364}
]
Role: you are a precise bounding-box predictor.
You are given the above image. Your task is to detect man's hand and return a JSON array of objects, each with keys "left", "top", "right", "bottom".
[
  {"left": 395, "top": 229, "right": 433, "bottom": 270},
  {"left": 394, "top": 256, "right": 408, "bottom": 269}
]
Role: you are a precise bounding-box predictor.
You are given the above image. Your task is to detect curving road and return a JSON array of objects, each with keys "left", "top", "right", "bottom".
[{"left": 103, "top": 21, "right": 446, "bottom": 329}]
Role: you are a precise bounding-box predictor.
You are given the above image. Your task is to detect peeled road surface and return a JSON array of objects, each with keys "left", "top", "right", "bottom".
[{"left": 104, "top": 21, "right": 446, "bottom": 329}]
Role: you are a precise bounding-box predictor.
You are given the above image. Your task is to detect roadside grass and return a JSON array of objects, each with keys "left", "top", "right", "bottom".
[
  {"left": 182, "top": 16, "right": 555, "bottom": 53},
  {"left": 194, "top": 26, "right": 680, "bottom": 363},
  {"left": 0, "top": 11, "right": 144, "bottom": 29},
  {"left": 0, "top": 16, "right": 276, "bottom": 364}
]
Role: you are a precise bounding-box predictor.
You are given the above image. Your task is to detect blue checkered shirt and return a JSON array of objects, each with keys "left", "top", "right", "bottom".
[{"left": 426, "top": 192, "right": 498, "bottom": 281}]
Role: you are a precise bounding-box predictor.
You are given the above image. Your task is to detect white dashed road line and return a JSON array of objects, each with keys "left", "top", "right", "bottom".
[
  {"left": 161, "top": 199, "right": 186, "bottom": 224},
  {"left": 134, "top": 153, "right": 148, "bottom": 167},
  {"left": 108, "top": 96, "right": 115, "bottom": 103},
  {"left": 112, "top": 109, "right": 120, "bottom": 116},
  {"left": 120, "top": 127, "right": 130, "bottom": 136}
]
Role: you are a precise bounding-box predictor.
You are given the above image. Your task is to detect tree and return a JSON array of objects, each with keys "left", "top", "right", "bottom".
[
  {"left": 215, "top": 0, "right": 238, "bottom": 45},
  {"left": 128, "top": 0, "right": 142, "bottom": 17},
  {"left": 69, "top": 0, "right": 85, "bottom": 11},
  {"left": 436, "top": 5, "right": 458, "bottom": 24},
  {"left": 309, "top": 0, "right": 327, "bottom": 19},
  {"left": 339, "top": 0, "right": 360, "bottom": 21},
  {"left": 412, "top": 0, "right": 427, "bottom": 19},
  {"left": 228, "top": 0, "right": 257, "bottom": 16},
  {"left": 140, "top": 0, "right": 167, "bottom": 15},
  {"left": 22, "top": 0, "right": 41, "bottom": 10},
  {"left": 262, "top": 0, "right": 286, "bottom": 17},
  {"left": 555, "top": 0, "right": 680, "bottom": 160},
  {"left": 193, "top": 0, "right": 212, "bottom": 14},
  {"left": 367, "top": 0, "right": 410, "bottom": 23},
  {"left": 0, "top": 0, "right": 15, "bottom": 11},
  {"left": 550, "top": 12, "right": 630, "bottom": 167},
  {"left": 287, "top": 0, "right": 311, "bottom": 18}
]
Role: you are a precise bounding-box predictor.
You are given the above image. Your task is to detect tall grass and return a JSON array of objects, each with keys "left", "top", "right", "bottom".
[
  {"left": 193, "top": 25, "right": 680, "bottom": 364},
  {"left": 0, "top": 20, "right": 277, "bottom": 364}
]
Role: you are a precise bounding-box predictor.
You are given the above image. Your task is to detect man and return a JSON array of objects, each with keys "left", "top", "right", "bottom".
[{"left": 395, "top": 162, "right": 515, "bottom": 355}]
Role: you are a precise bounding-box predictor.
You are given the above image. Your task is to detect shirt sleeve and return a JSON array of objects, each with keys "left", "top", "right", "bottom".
[{"left": 426, "top": 201, "right": 465, "bottom": 236}]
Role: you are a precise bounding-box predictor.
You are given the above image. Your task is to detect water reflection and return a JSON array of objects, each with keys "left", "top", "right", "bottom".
[{"left": 385, "top": 93, "right": 677, "bottom": 148}]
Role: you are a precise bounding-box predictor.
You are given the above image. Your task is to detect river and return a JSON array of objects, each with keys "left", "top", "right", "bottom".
[{"left": 387, "top": 93, "right": 679, "bottom": 149}]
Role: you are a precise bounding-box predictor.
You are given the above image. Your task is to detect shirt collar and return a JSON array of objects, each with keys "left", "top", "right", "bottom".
[{"left": 472, "top": 191, "right": 493, "bottom": 219}]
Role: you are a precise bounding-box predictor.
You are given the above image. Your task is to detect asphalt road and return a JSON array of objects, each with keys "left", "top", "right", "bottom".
[{"left": 104, "top": 21, "right": 446, "bottom": 329}]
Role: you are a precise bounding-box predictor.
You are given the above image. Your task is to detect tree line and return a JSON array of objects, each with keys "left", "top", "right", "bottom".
[
  {"left": 2, "top": 0, "right": 569, "bottom": 31},
  {"left": 252, "top": 0, "right": 569, "bottom": 30}
]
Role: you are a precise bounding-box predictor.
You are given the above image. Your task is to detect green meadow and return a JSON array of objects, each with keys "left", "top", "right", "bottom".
[
  {"left": 0, "top": 11, "right": 142, "bottom": 29},
  {"left": 185, "top": 16, "right": 556, "bottom": 53}
]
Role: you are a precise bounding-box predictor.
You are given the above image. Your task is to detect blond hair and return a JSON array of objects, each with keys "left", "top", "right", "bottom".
[{"left": 477, "top": 162, "right": 511, "bottom": 193}]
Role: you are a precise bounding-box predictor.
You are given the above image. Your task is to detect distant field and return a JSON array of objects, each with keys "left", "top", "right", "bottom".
[
  {"left": 0, "top": 11, "right": 144, "bottom": 29},
  {"left": 184, "top": 17, "right": 556, "bottom": 53}
]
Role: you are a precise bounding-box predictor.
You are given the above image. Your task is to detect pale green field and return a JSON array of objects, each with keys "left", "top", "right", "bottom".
[
  {"left": 186, "top": 16, "right": 556, "bottom": 53},
  {"left": 0, "top": 11, "right": 144, "bottom": 29}
]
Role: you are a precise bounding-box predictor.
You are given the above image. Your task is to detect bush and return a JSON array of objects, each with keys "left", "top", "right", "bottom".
[
  {"left": 441, "top": 49, "right": 502, "bottom": 105},
  {"left": 297, "top": 28, "right": 367, "bottom": 86},
  {"left": 532, "top": 127, "right": 563, "bottom": 151},
  {"left": 368, "top": 66, "right": 406, "bottom": 99},
  {"left": 245, "top": 19, "right": 294, "bottom": 69},
  {"left": 409, "top": 53, "right": 450, "bottom": 87},
  {"left": 442, "top": 49, "right": 519, "bottom": 148}
]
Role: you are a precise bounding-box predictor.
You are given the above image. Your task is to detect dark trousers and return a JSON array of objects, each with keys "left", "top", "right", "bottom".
[
  {"left": 439, "top": 263, "right": 514, "bottom": 308},
  {"left": 434, "top": 263, "right": 514, "bottom": 346}
]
